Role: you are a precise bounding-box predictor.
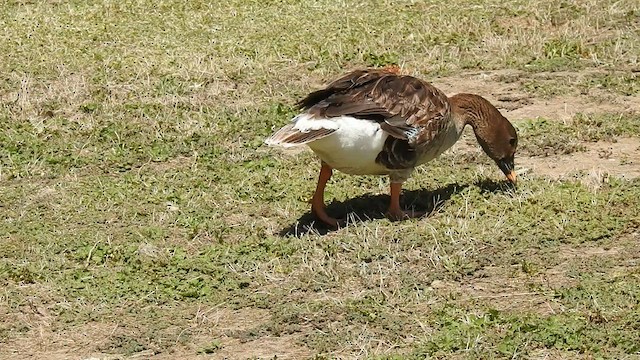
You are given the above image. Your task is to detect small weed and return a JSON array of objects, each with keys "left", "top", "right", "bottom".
[{"left": 198, "top": 340, "right": 223, "bottom": 354}]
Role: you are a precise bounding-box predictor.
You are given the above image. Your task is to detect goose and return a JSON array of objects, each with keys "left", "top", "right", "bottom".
[{"left": 265, "top": 68, "right": 518, "bottom": 227}]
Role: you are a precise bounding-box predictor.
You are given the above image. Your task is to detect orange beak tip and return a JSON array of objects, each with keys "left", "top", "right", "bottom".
[{"left": 506, "top": 170, "right": 517, "bottom": 185}]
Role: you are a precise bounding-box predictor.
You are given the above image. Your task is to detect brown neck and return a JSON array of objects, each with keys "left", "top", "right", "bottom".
[
  {"left": 448, "top": 93, "right": 497, "bottom": 131},
  {"left": 448, "top": 93, "right": 517, "bottom": 161}
]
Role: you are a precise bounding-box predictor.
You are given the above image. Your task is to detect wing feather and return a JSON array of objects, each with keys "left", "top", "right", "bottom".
[
  {"left": 298, "top": 69, "right": 451, "bottom": 147},
  {"left": 265, "top": 123, "right": 335, "bottom": 148}
]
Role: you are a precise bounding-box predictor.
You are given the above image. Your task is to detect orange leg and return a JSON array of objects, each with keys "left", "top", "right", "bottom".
[
  {"left": 386, "top": 182, "right": 424, "bottom": 221},
  {"left": 311, "top": 162, "right": 340, "bottom": 227}
]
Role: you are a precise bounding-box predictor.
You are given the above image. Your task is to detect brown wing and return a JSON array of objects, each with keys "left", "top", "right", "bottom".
[{"left": 299, "top": 69, "right": 451, "bottom": 147}]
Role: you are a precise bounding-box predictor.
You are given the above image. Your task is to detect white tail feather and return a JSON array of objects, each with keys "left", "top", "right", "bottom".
[{"left": 265, "top": 114, "right": 340, "bottom": 147}]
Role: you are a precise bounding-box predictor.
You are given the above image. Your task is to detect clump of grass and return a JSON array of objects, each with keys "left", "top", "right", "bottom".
[
  {"left": 198, "top": 340, "right": 223, "bottom": 354},
  {"left": 522, "top": 71, "right": 640, "bottom": 99},
  {"left": 517, "top": 112, "right": 640, "bottom": 156},
  {"left": 413, "top": 300, "right": 640, "bottom": 358},
  {"left": 579, "top": 72, "right": 640, "bottom": 96}
]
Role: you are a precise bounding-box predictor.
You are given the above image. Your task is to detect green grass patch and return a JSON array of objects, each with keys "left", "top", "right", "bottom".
[
  {"left": 1, "top": 0, "right": 639, "bottom": 357},
  {"left": 517, "top": 112, "right": 640, "bottom": 156}
]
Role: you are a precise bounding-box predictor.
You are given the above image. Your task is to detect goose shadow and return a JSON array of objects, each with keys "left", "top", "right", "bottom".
[
  {"left": 474, "top": 178, "right": 518, "bottom": 193},
  {"left": 279, "top": 183, "right": 466, "bottom": 237},
  {"left": 278, "top": 179, "right": 515, "bottom": 237}
]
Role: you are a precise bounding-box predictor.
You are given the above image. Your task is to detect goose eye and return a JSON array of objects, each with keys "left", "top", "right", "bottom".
[{"left": 509, "top": 138, "right": 517, "bottom": 147}]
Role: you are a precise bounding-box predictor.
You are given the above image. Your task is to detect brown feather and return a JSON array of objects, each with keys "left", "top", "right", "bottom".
[{"left": 265, "top": 124, "right": 336, "bottom": 146}]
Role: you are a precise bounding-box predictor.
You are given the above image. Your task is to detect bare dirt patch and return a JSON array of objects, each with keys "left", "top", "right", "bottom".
[
  {"left": 0, "top": 306, "right": 302, "bottom": 360},
  {"left": 430, "top": 267, "right": 563, "bottom": 316},
  {"left": 430, "top": 236, "right": 639, "bottom": 317},
  {"left": 211, "top": 335, "right": 312, "bottom": 360},
  {"left": 453, "top": 133, "right": 640, "bottom": 180},
  {"left": 516, "top": 137, "right": 640, "bottom": 180},
  {"left": 196, "top": 307, "right": 312, "bottom": 360},
  {"left": 0, "top": 301, "right": 118, "bottom": 360}
]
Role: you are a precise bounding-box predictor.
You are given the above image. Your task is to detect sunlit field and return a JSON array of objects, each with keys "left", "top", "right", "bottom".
[{"left": 1, "top": 1, "right": 639, "bottom": 358}]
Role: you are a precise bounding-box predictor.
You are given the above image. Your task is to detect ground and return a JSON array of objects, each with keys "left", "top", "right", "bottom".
[{"left": 1, "top": 1, "right": 639, "bottom": 359}]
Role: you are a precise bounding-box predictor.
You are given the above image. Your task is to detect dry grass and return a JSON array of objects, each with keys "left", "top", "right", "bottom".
[{"left": 1, "top": 0, "right": 640, "bottom": 359}]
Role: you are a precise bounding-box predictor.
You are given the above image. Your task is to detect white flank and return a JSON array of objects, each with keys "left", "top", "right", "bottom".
[{"left": 305, "top": 116, "right": 389, "bottom": 175}]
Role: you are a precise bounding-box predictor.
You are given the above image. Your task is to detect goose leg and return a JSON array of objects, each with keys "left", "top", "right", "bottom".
[
  {"left": 386, "top": 182, "right": 424, "bottom": 221},
  {"left": 311, "top": 162, "right": 340, "bottom": 227}
]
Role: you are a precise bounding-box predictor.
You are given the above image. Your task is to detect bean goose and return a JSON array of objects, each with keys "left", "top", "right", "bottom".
[{"left": 266, "top": 68, "right": 518, "bottom": 227}]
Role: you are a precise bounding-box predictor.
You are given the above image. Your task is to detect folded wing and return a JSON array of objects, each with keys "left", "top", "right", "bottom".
[{"left": 266, "top": 69, "right": 452, "bottom": 168}]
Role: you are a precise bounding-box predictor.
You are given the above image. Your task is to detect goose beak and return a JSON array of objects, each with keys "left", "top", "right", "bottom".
[{"left": 498, "top": 157, "right": 517, "bottom": 185}]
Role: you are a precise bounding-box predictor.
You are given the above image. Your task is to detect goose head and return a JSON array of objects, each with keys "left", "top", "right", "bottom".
[{"left": 450, "top": 93, "right": 519, "bottom": 184}]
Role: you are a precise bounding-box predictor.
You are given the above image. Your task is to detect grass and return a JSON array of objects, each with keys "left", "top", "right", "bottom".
[
  {"left": 1, "top": 0, "right": 639, "bottom": 358},
  {"left": 520, "top": 71, "right": 639, "bottom": 98},
  {"left": 517, "top": 112, "right": 640, "bottom": 156}
]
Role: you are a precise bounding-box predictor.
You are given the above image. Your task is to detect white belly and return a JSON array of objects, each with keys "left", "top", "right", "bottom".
[{"left": 305, "top": 116, "right": 390, "bottom": 175}]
